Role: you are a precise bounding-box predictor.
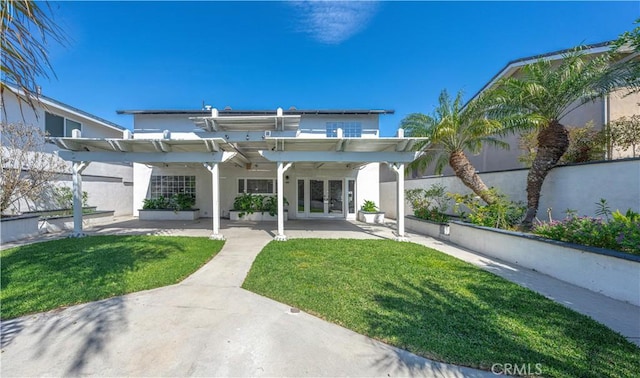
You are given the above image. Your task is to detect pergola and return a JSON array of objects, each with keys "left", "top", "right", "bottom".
[{"left": 52, "top": 119, "right": 428, "bottom": 241}]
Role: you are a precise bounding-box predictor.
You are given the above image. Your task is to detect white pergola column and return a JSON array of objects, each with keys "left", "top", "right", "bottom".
[
  {"left": 275, "top": 161, "right": 293, "bottom": 241},
  {"left": 71, "top": 161, "right": 90, "bottom": 238},
  {"left": 388, "top": 163, "right": 408, "bottom": 242},
  {"left": 204, "top": 163, "right": 224, "bottom": 240}
]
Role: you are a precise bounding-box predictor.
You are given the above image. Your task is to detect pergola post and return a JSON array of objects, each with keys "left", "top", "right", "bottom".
[
  {"left": 71, "top": 161, "right": 90, "bottom": 237},
  {"left": 388, "top": 162, "right": 408, "bottom": 242},
  {"left": 275, "top": 161, "right": 292, "bottom": 241},
  {"left": 204, "top": 163, "right": 224, "bottom": 240}
]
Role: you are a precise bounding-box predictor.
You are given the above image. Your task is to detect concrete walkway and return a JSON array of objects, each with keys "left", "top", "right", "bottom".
[
  {"left": 1, "top": 219, "right": 492, "bottom": 377},
  {"left": 1, "top": 218, "right": 638, "bottom": 377}
]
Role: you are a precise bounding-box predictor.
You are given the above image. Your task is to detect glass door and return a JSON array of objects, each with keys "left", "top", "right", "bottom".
[
  {"left": 328, "top": 180, "right": 343, "bottom": 215},
  {"left": 310, "top": 180, "right": 325, "bottom": 215}
]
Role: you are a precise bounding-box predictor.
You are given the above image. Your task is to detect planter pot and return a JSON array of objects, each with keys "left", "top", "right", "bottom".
[
  {"left": 138, "top": 209, "right": 200, "bottom": 221},
  {"left": 229, "top": 210, "right": 288, "bottom": 221},
  {"left": 405, "top": 215, "right": 449, "bottom": 239},
  {"left": 448, "top": 221, "right": 640, "bottom": 306},
  {"left": 1, "top": 214, "right": 40, "bottom": 243},
  {"left": 358, "top": 211, "right": 385, "bottom": 224},
  {"left": 39, "top": 210, "right": 116, "bottom": 233}
]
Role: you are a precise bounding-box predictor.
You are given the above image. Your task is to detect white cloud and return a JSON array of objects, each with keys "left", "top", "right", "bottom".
[{"left": 290, "top": 1, "right": 379, "bottom": 45}]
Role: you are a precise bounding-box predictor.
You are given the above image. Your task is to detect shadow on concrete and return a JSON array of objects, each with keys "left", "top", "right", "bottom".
[
  {"left": 28, "top": 297, "right": 127, "bottom": 376},
  {"left": 1, "top": 318, "right": 23, "bottom": 349}
]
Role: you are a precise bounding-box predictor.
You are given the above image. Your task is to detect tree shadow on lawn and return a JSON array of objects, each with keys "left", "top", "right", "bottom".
[
  {"left": 0, "top": 235, "right": 186, "bottom": 320},
  {"left": 1, "top": 235, "right": 198, "bottom": 375},
  {"left": 364, "top": 271, "right": 640, "bottom": 378}
]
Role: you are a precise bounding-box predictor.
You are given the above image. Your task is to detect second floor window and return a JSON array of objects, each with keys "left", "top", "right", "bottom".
[
  {"left": 326, "top": 122, "right": 362, "bottom": 138},
  {"left": 45, "top": 112, "right": 82, "bottom": 137}
]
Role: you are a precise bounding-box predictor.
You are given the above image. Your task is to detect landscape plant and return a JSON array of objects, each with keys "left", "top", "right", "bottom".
[
  {"left": 1, "top": 0, "right": 66, "bottom": 112},
  {"left": 232, "top": 193, "right": 288, "bottom": 217},
  {"left": 533, "top": 200, "right": 640, "bottom": 255},
  {"left": 609, "top": 115, "right": 640, "bottom": 157},
  {"left": 0, "top": 122, "right": 68, "bottom": 215},
  {"left": 449, "top": 189, "right": 525, "bottom": 230},
  {"left": 142, "top": 193, "right": 195, "bottom": 212},
  {"left": 402, "top": 89, "right": 528, "bottom": 205},
  {"left": 360, "top": 199, "right": 378, "bottom": 212},
  {"left": 492, "top": 48, "right": 630, "bottom": 229},
  {"left": 405, "top": 183, "right": 449, "bottom": 223},
  {"left": 53, "top": 186, "right": 89, "bottom": 209}
]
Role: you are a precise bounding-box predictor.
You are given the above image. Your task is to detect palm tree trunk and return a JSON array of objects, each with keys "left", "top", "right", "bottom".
[
  {"left": 521, "top": 120, "right": 569, "bottom": 229},
  {"left": 449, "top": 150, "right": 495, "bottom": 205}
]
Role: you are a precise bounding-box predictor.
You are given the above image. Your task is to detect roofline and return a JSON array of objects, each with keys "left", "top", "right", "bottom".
[
  {"left": 117, "top": 109, "right": 395, "bottom": 116},
  {"left": 3, "top": 83, "right": 127, "bottom": 132},
  {"left": 467, "top": 41, "right": 617, "bottom": 103}
]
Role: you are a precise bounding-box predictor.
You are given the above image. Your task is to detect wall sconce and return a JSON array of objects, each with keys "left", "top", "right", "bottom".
[{"left": 285, "top": 175, "right": 290, "bottom": 184}]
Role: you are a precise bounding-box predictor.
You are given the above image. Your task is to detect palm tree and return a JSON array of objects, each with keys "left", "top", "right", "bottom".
[
  {"left": 401, "top": 89, "right": 524, "bottom": 205},
  {"left": 1, "top": 0, "right": 66, "bottom": 112},
  {"left": 492, "top": 48, "right": 625, "bottom": 228}
]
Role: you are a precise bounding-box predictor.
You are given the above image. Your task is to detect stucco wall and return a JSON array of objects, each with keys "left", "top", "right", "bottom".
[
  {"left": 2, "top": 90, "right": 133, "bottom": 215},
  {"left": 132, "top": 162, "right": 381, "bottom": 220},
  {"left": 380, "top": 158, "right": 640, "bottom": 220}
]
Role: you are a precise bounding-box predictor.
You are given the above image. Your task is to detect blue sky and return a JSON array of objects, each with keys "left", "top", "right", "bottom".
[{"left": 41, "top": 1, "right": 639, "bottom": 135}]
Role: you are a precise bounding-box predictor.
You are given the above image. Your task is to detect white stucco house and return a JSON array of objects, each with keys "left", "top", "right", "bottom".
[
  {"left": 1, "top": 85, "right": 133, "bottom": 216},
  {"left": 51, "top": 106, "right": 426, "bottom": 241}
]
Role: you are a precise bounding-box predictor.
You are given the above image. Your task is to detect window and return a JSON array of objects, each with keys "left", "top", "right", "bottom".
[
  {"left": 326, "top": 121, "right": 362, "bottom": 138},
  {"left": 238, "top": 178, "right": 275, "bottom": 194},
  {"left": 150, "top": 175, "right": 196, "bottom": 199},
  {"left": 45, "top": 112, "right": 82, "bottom": 137}
]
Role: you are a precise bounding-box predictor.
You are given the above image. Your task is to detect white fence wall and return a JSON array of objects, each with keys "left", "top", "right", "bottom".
[{"left": 380, "top": 158, "right": 640, "bottom": 220}]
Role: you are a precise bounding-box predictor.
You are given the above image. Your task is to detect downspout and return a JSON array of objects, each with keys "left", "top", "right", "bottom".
[{"left": 604, "top": 94, "right": 611, "bottom": 159}]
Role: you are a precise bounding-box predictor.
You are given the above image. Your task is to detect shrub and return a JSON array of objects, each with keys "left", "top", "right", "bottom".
[
  {"left": 142, "top": 193, "right": 195, "bottom": 211},
  {"left": 360, "top": 200, "right": 378, "bottom": 212},
  {"left": 406, "top": 184, "right": 449, "bottom": 223},
  {"left": 449, "top": 189, "right": 525, "bottom": 230},
  {"left": 533, "top": 204, "right": 640, "bottom": 255},
  {"left": 232, "top": 193, "right": 288, "bottom": 217},
  {"left": 53, "top": 186, "right": 89, "bottom": 208}
]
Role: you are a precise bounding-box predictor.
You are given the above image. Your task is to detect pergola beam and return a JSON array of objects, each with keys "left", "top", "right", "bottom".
[
  {"left": 259, "top": 151, "right": 421, "bottom": 163},
  {"left": 57, "top": 151, "right": 237, "bottom": 163}
]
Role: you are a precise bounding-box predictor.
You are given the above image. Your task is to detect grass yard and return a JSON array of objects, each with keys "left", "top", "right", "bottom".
[
  {"left": 1, "top": 235, "right": 224, "bottom": 319},
  {"left": 242, "top": 239, "right": 640, "bottom": 378}
]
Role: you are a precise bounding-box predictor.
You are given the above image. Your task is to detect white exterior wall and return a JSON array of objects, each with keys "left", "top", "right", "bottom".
[
  {"left": 131, "top": 111, "right": 383, "bottom": 219},
  {"left": 380, "top": 159, "right": 640, "bottom": 220},
  {"left": 2, "top": 89, "right": 133, "bottom": 215},
  {"left": 298, "top": 114, "right": 379, "bottom": 138}
]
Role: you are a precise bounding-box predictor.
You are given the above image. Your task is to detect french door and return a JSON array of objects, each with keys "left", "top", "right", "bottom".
[{"left": 298, "top": 179, "right": 350, "bottom": 217}]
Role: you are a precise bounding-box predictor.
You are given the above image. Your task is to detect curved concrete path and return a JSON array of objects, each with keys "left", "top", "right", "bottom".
[{"left": 1, "top": 221, "right": 492, "bottom": 377}]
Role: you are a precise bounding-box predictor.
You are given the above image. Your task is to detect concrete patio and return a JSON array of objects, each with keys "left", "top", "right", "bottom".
[{"left": 1, "top": 217, "right": 638, "bottom": 377}]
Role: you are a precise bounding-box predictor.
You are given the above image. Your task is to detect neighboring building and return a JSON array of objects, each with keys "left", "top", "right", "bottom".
[
  {"left": 1, "top": 85, "right": 133, "bottom": 215},
  {"left": 385, "top": 42, "right": 640, "bottom": 182},
  {"left": 52, "top": 106, "right": 422, "bottom": 240}
]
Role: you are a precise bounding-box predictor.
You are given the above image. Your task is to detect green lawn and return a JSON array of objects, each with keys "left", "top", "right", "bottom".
[
  {"left": 1, "top": 235, "right": 224, "bottom": 319},
  {"left": 242, "top": 239, "right": 640, "bottom": 378}
]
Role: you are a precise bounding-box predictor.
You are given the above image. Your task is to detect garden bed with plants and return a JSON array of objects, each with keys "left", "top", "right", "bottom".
[
  {"left": 139, "top": 193, "right": 199, "bottom": 220},
  {"left": 230, "top": 193, "right": 288, "bottom": 221},
  {"left": 406, "top": 185, "right": 640, "bottom": 305}
]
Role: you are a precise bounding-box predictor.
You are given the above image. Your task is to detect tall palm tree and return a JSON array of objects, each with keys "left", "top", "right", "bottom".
[
  {"left": 401, "top": 89, "right": 525, "bottom": 205},
  {"left": 492, "top": 48, "right": 626, "bottom": 228},
  {"left": 1, "top": 0, "right": 66, "bottom": 112}
]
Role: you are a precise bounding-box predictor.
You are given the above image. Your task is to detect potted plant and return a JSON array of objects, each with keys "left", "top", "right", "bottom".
[
  {"left": 138, "top": 193, "right": 199, "bottom": 220},
  {"left": 358, "top": 199, "right": 385, "bottom": 224}
]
